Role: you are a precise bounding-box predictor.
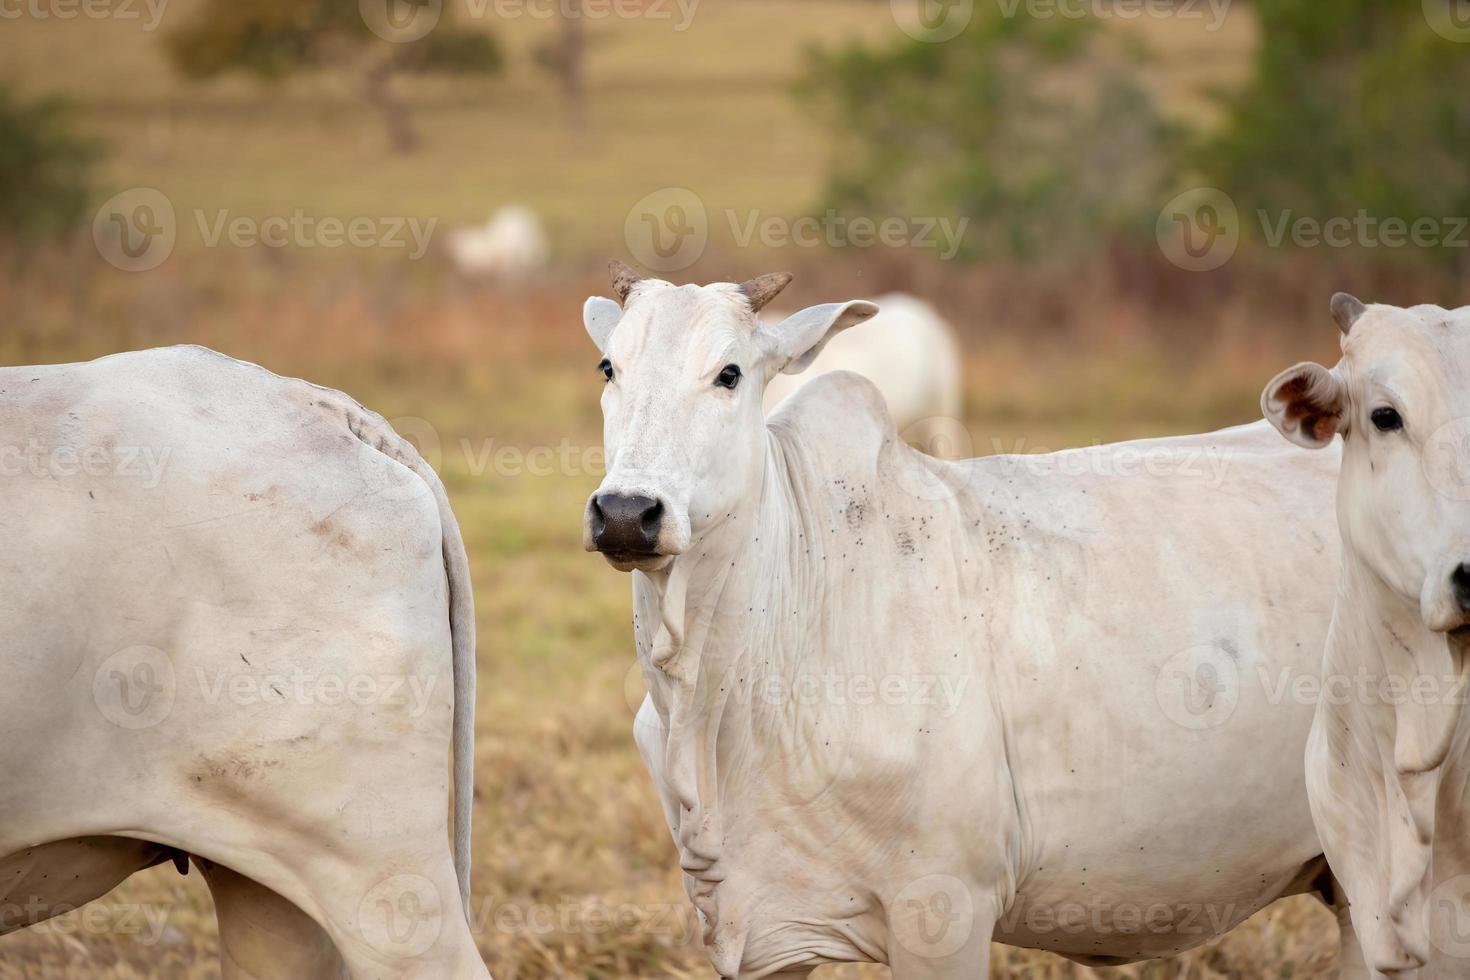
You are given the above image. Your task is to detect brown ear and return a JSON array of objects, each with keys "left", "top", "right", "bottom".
[
  {"left": 739, "top": 273, "right": 794, "bottom": 313},
  {"left": 610, "top": 260, "right": 644, "bottom": 305},
  {"left": 1261, "top": 362, "right": 1345, "bottom": 449}
]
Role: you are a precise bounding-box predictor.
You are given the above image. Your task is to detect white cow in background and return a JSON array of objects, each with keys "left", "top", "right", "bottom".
[
  {"left": 763, "top": 293, "right": 963, "bottom": 454},
  {"left": 1263, "top": 295, "right": 1470, "bottom": 977},
  {"left": 581, "top": 263, "right": 1362, "bottom": 979},
  {"left": 446, "top": 204, "right": 550, "bottom": 279},
  {"left": 0, "top": 346, "right": 486, "bottom": 979}
]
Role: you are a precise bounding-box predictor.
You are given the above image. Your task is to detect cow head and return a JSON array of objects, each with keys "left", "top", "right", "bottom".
[
  {"left": 1263, "top": 294, "right": 1470, "bottom": 633},
  {"left": 582, "top": 261, "right": 877, "bottom": 572}
]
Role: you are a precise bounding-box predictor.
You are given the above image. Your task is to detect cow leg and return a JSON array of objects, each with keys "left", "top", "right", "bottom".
[
  {"left": 270, "top": 849, "right": 487, "bottom": 980},
  {"left": 886, "top": 893, "right": 994, "bottom": 980},
  {"left": 1312, "top": 869, "right": 1383, "bottom": 980},
  {"left": 197, "top": 859, "right": 345, "bottom": 980},
  {"left": 0, "top": 836, "right": 169, "bottom": 934}
]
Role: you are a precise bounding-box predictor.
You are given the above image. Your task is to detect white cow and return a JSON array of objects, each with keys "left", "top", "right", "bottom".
[
  {"left": 1263, "top": 295, "right": 1470, "bottom": 977},
  {"left": 580, "top": 263, "right": 1361, "bottom": 979},
  {"left": 762, "top": 294, "right": 963, "bottom": 454},
  {"left": 0, "top": 346, "right": 486, "bottom": 979},
  {"left": 445, "top": 204, "right": 550, "bottom": 279}
]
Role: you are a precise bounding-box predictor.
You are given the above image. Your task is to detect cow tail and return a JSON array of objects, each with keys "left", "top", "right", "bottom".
[{"left": 427, "top": 465, "right": 476, "bottom": 920}]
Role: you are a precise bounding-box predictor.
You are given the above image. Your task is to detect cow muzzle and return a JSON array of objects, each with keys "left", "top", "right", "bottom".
[
  {"left": 585, "top": 491, "right": 679, "bottom": 571},
  {"left": 1422, "top": 559, "right": 1470, "bottom": 634}
]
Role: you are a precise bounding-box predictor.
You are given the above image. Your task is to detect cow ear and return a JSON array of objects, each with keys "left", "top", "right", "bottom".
[
  {"left": 584, "top": 297, "right": 623, "bottom": 353},
  {"left": 762, "top": 301, "right": 879, "bottom": 376},
  {"left": 1262, "top": 361, "right": 1346, "bottom": 449}
]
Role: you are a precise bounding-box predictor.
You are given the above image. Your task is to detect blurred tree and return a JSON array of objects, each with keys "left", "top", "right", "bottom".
[
  {"left": 795, "top": 12, "right": 1171, "bottom": 261},
  {"left": 531, "top": 0, "right": 588, "bottom": 135},
  {"left": 0, "top": 84, "right": 102, "bottom": 243},
  {"left": 1202, "top": 0, "right": 1470, "bottom": 263},
  {"left": 165, "top": 0, "right": 502, "bottom": 154}
]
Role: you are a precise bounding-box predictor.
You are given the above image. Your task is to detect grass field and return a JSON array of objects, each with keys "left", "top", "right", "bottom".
[{"left": 0, "top": 0, "right": 1363, "bottom": 976}]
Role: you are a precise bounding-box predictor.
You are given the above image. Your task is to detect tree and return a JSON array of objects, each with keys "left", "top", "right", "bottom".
[
  {"left": 531, "top": 0, "right": 588, "bottom": 134},
  {"left": 795, "top": 11, "right": 1171, "bottom": 261},
  {"left": 0, "top": 84, "right": 102, "bottom": 242},
  {"left": 165, "top": 0, "right": 502, "bottom": 154},
  {"left": 1199, "top": 0, "right": 1470, "bottom": 264}
]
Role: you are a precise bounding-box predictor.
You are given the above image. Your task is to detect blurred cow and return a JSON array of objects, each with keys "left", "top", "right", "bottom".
[
  {"left": 1263, "top": 294, "right": 1470, "bottom": 976},
  {"left": 763, "top": 293, "right": 963, "bottom": 454},
  {"left": 446, "top": 204, "right": 550, "bottom": 279}
]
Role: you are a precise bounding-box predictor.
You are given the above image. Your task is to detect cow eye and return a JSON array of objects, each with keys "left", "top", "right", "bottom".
[
  {"left": 599, "top": 359, "right": 614, "bottom": 383},
  {"left": 1371, "top": 406, "right": 1403, "bottom": 432},
  {"left": 715, "top": 364, "right": 742, "bottom": 390}
]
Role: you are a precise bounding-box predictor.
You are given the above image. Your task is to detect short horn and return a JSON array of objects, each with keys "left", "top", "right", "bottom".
[
  {"left": 610, "top": 260, "right": 644, "bottom": 305},
  {"left": 1330, "top": 292, "right": 1366, "bottom": 335},
  {"left": 739, "top": 272, "right": 794, "bottom": 313}
]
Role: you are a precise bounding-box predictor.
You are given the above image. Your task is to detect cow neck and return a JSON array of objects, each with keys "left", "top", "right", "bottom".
[
  {"left": 1332, "top": 558, "right": 1468, "bottom": 776},
  {"left": 630, "top": 428, "right": 822, "bottom": 892},
  {"left": 1326, "top": 557, "right": 1470, "bottom": 956}
]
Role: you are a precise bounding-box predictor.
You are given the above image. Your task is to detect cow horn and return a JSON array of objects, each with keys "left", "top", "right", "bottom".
[
  {"left": 610, "top": 260, "right": 644, "bottom": 305},
  {"left": 1330, "top": 292, "right": 1366, "bottom": 335},
  {"left": 739, "top": 273, "right": 794, "bottom": 313}
]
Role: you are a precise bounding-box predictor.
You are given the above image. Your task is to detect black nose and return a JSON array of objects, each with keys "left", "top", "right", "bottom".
[
  {"left": 590, "top": 493, "right": 664, "bottom": 555},
  {"left": 1454, "top": 564, "right": 1470, "bottom": 614}
]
